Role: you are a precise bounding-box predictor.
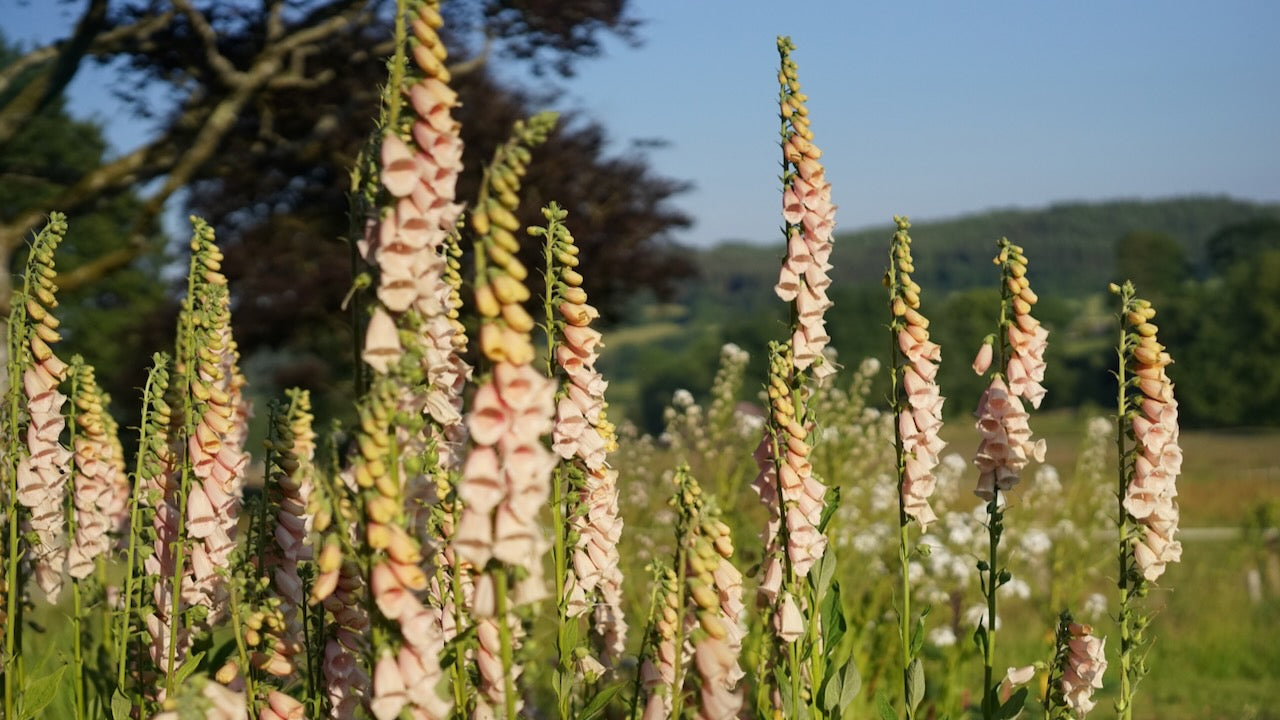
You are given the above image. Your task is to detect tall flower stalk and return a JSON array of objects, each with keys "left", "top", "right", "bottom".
[
  {"left": 66, "top": 357, "right": 126, "bottom": 719},
  {"left": 971, "top": 237, "right": 1047, "bottom": 719},
  {"left": 1111, "top": 281, "right": 1182, "bottom": 719},
  {"left": 887, "top": 215, "right": 945, "bottom": 718},
  {"left": 115, "top": 353, "right": 173, "bottom": 713},
  {"left": 4, "top": 212, "right": 72, "bottom": 718},
  {"left": 637, "top": 466, "right": 744, "bottom": 720},
  {"left": 148, "top": 218, "right": 250, "bottom": 699},
  {"left": 1042, "top": 611, "right": 1108, "bottom": 719},
  {"left": 540, "top": 202, "right": 627, "bottom": 716},
  {"left": 452, "top": 111, "right": 558, "bottom": 720},
  {"left": 752, "top": 35, "right": 852, "bottom": 720}
]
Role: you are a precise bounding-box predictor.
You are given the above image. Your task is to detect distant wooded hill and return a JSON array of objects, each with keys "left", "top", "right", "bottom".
[
  {"left": 605, "top": 196, "right": 1280, "bottom": 431},
  {"left": 688, "top": 196, "right": 1280, "bottom": 305}
]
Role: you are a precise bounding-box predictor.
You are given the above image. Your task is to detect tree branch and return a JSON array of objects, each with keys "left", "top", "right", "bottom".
[
  {"left": 0, "top": 0, "right": 109, "bottom": 148},
  {"left": 171, "top": 0, "right": 244, "bottom": 86},
  {"left": 0, "top": 11, "right": 174, "bottom": 97},
  {"left": 0, "top": 137, "right": 181, "bottom": 252}
]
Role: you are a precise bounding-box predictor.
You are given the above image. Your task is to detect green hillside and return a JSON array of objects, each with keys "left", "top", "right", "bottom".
[
  {"left": 690, "top": 196, "right": 1280, "bottom": 304},
  {"left": 603, "top": 196, "right": 1280, "bottom": 431}
]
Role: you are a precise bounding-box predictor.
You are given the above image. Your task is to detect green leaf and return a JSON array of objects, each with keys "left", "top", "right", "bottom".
[
  {"left": 910, "top": 613, "right": 926, "bottom": 658},
  {"left": 111, "top": 689, "right": 132, "bottom": 720},
  {"left": 818, "top": 486, "right": 841, "bottom": 532},
  {"left": 173, "top": 650, "right": 206, "bottom": 686},
  {"left": 813, "top": 551, "right": 837, "bottom": 600},
  {"left": 875, "top": 690, "right": 897, "bottom": 720},
  {"left": 822, "top": 669, "right": 843, "bottom": 714},
  {"left": 995, "top": 687, "right": 1028, "bottom": 720},
  {"left": 19, "top": 664, "right": 66, "bottom": 720},
  {"left": 821, "top": 581, "right": 847, "bottom": 652},
  {"left": 907, "top": 657, "right": 925, "bottom": 713},
  {"left": 839, "top": 659, "right": 862, "bottom": 708},
  {"left": 578, "top": 681, "right": 623, "bottom": 720},
  {"left": 775, "top": 666, "right": 794, "bottom": 711}
]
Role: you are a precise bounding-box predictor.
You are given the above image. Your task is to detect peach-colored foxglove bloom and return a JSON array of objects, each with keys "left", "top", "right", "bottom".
[
  {"left": 640, "top": 566, "right": 684, "bottom": 720},
  {"left": 774, "top": 38, "right": 837, "bottom": 382},
  {"left": 1000, "top": 664, "right": 1037, "bottom": 702},
  {"left": 355, "top": 381, "right": 451, "bottom": 720},
  {"left": 999, "top": 240, "right": 1049, "bottom": 408},
  {"left": 17, "top": 332, "right": 71, "bottom": 602},
  {"left": 359, "top": 0, "right": 471, "bottom": 480},
  {"left": 452, "top": 112, "right": 557, "bottom": 717},
  {"left": 752, "top": 345, "right": 827, "bottom": 596},
  {"left": 13, "top": 217, "right": 72, "bottom": 602},
  {"left": 184, "top": 267, "right": 250, "bottom": 622},
  {"left": 259, "top": 690, "right": 306, "bottom": 720},
  {"left": 254, "top": 400, "right": 314, "bottom": 679},
  {"left": 1122, "top": 300, "right": 1182, "bottom": 582},
  {"left": 546, "top": 207, "right": 628, "bottom": 664},
  {"left": 67, "top": 361, "right": 128, "bottom": 579},
  {"left": 973, "top": 377, "right": 1046, "bottom": 500},
  {"left": 1061, "top": 622, "right": 1107, "bottom": 717},
  {"left": 891, "top": 217, "right": 946, "bottom": 530},
  {"left": 688, "top": 505, "right": 745, "bottom": 720}
]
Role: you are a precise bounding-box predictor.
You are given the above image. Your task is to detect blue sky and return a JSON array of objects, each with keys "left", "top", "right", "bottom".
[{"left": 5, "top": 0, "right": 1279, "bottom": 247}]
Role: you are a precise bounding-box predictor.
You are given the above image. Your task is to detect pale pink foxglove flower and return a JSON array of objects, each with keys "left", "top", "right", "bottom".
[
  {"left": 891, "top": 222, "right": 948, "bottom": 531},
  {"left": 973, "top": 377, "right": 1046, "bottom": 501},
  {"left": 549, "top": 217, "right": 629, "bottom": 665},
  {"left": 1061, "top": 623, "right": 1107, "bottom": 717},
  {"left": 1001, "top": 243, "right": 1049, "bottom": 408},
  {"left": 18, "top": 356, "right": 71, "bottom": 601},
  {"left": 1123, "top": 309, "right": 1182, "bottom": 582},
  {"left": 684, "top": 499, "right": 745, "bottom": 720},
  {"left": 776, "top": 592, "right": 805, "bottom": 643},
  {"left": 775, "top": 39, "right": 837, "bottom": 382},
  {"left": 752, "top": 346, "right": 828, "bottom": 594},
  {"left": 259, "top": 690, "right": 306, "bottom": 720},
  {"left": 1000, "top": 664, "right": 1036, "bottom": 702},
  {"left": 67, "top": 361, "right": 125, "bottom": 579}
]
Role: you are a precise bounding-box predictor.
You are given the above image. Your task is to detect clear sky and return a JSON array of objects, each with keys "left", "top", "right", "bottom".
[{"left": 4, "top": 0, "right": 1279, "bottom": 247}]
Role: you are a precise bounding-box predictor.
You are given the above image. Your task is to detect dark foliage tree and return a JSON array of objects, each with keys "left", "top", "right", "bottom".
[{"left": 1, "top": 0, "right": 694, "bottom": 416}]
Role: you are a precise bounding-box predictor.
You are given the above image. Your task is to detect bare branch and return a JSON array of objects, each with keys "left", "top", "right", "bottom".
[
  {"left": 172, "top": 0, "right": 244, "bottom": 86},
  {"left": 265, "top": 0, "right": 287, "bottom": 42},
  {"left": 0, "top": 10, "right": 175, "bottom": 114},
  {"left": 0, "top": 138, "right": 181, "bottom": 252},
  {"left": 57, "top": 244, "right": 149, "bottom": 294},
  {"left": 0, "top": 0, "right": 109, "bottom": 148},
  {"left": 119, "top": 0, "right": 374, "bottom": 243}
]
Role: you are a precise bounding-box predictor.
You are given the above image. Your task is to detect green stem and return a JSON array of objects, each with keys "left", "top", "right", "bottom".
[
  {"left": 72, "top": 578, "right": 86, "bottom": 720},
  {"left": 495, "top": 569, "right": 517, "bottom": 720},
  {"left": 228, "top": 579, "right": 259, "bottom": 716},
  {"left": 5, "top": 301, "right": 28, "bottom": 720},
  {"left": 1115, "top": 289, "right": 1134, "bottom": 720},
  {"left": 982, "top": 496, "right": 1001, "bottom": 719},
  {"left": 385, "top": 0, "right": 409, "bottom": 131},
  {"left": 629, "top": 570, "right": 662, "bottom": 720},
  {"left": 670, "top": 539, "right": 689, "bottom": 720},
  {"left": 116, "top": 362, "right": 161, "bottom": 690},
  {"left": 552, "top": 465, "right": 573, "bottom": 720},
  {"left": 890, "top": 310, "right": 914, "bottom": 720},
  {"left": 68, "top": 366, "right": 85, "bottom": 720},
  {"left": 164, "top": 460, "right": 192, "bottom": 693}
]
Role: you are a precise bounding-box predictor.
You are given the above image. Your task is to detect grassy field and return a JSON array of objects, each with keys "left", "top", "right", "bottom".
[{"left": 615, "top": 401, "right": 1280, "bottom": 718}]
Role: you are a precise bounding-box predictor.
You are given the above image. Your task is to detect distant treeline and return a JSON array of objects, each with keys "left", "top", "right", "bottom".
[{"left": 603, "top": 197, "right": 1280, "bottom": 431}]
